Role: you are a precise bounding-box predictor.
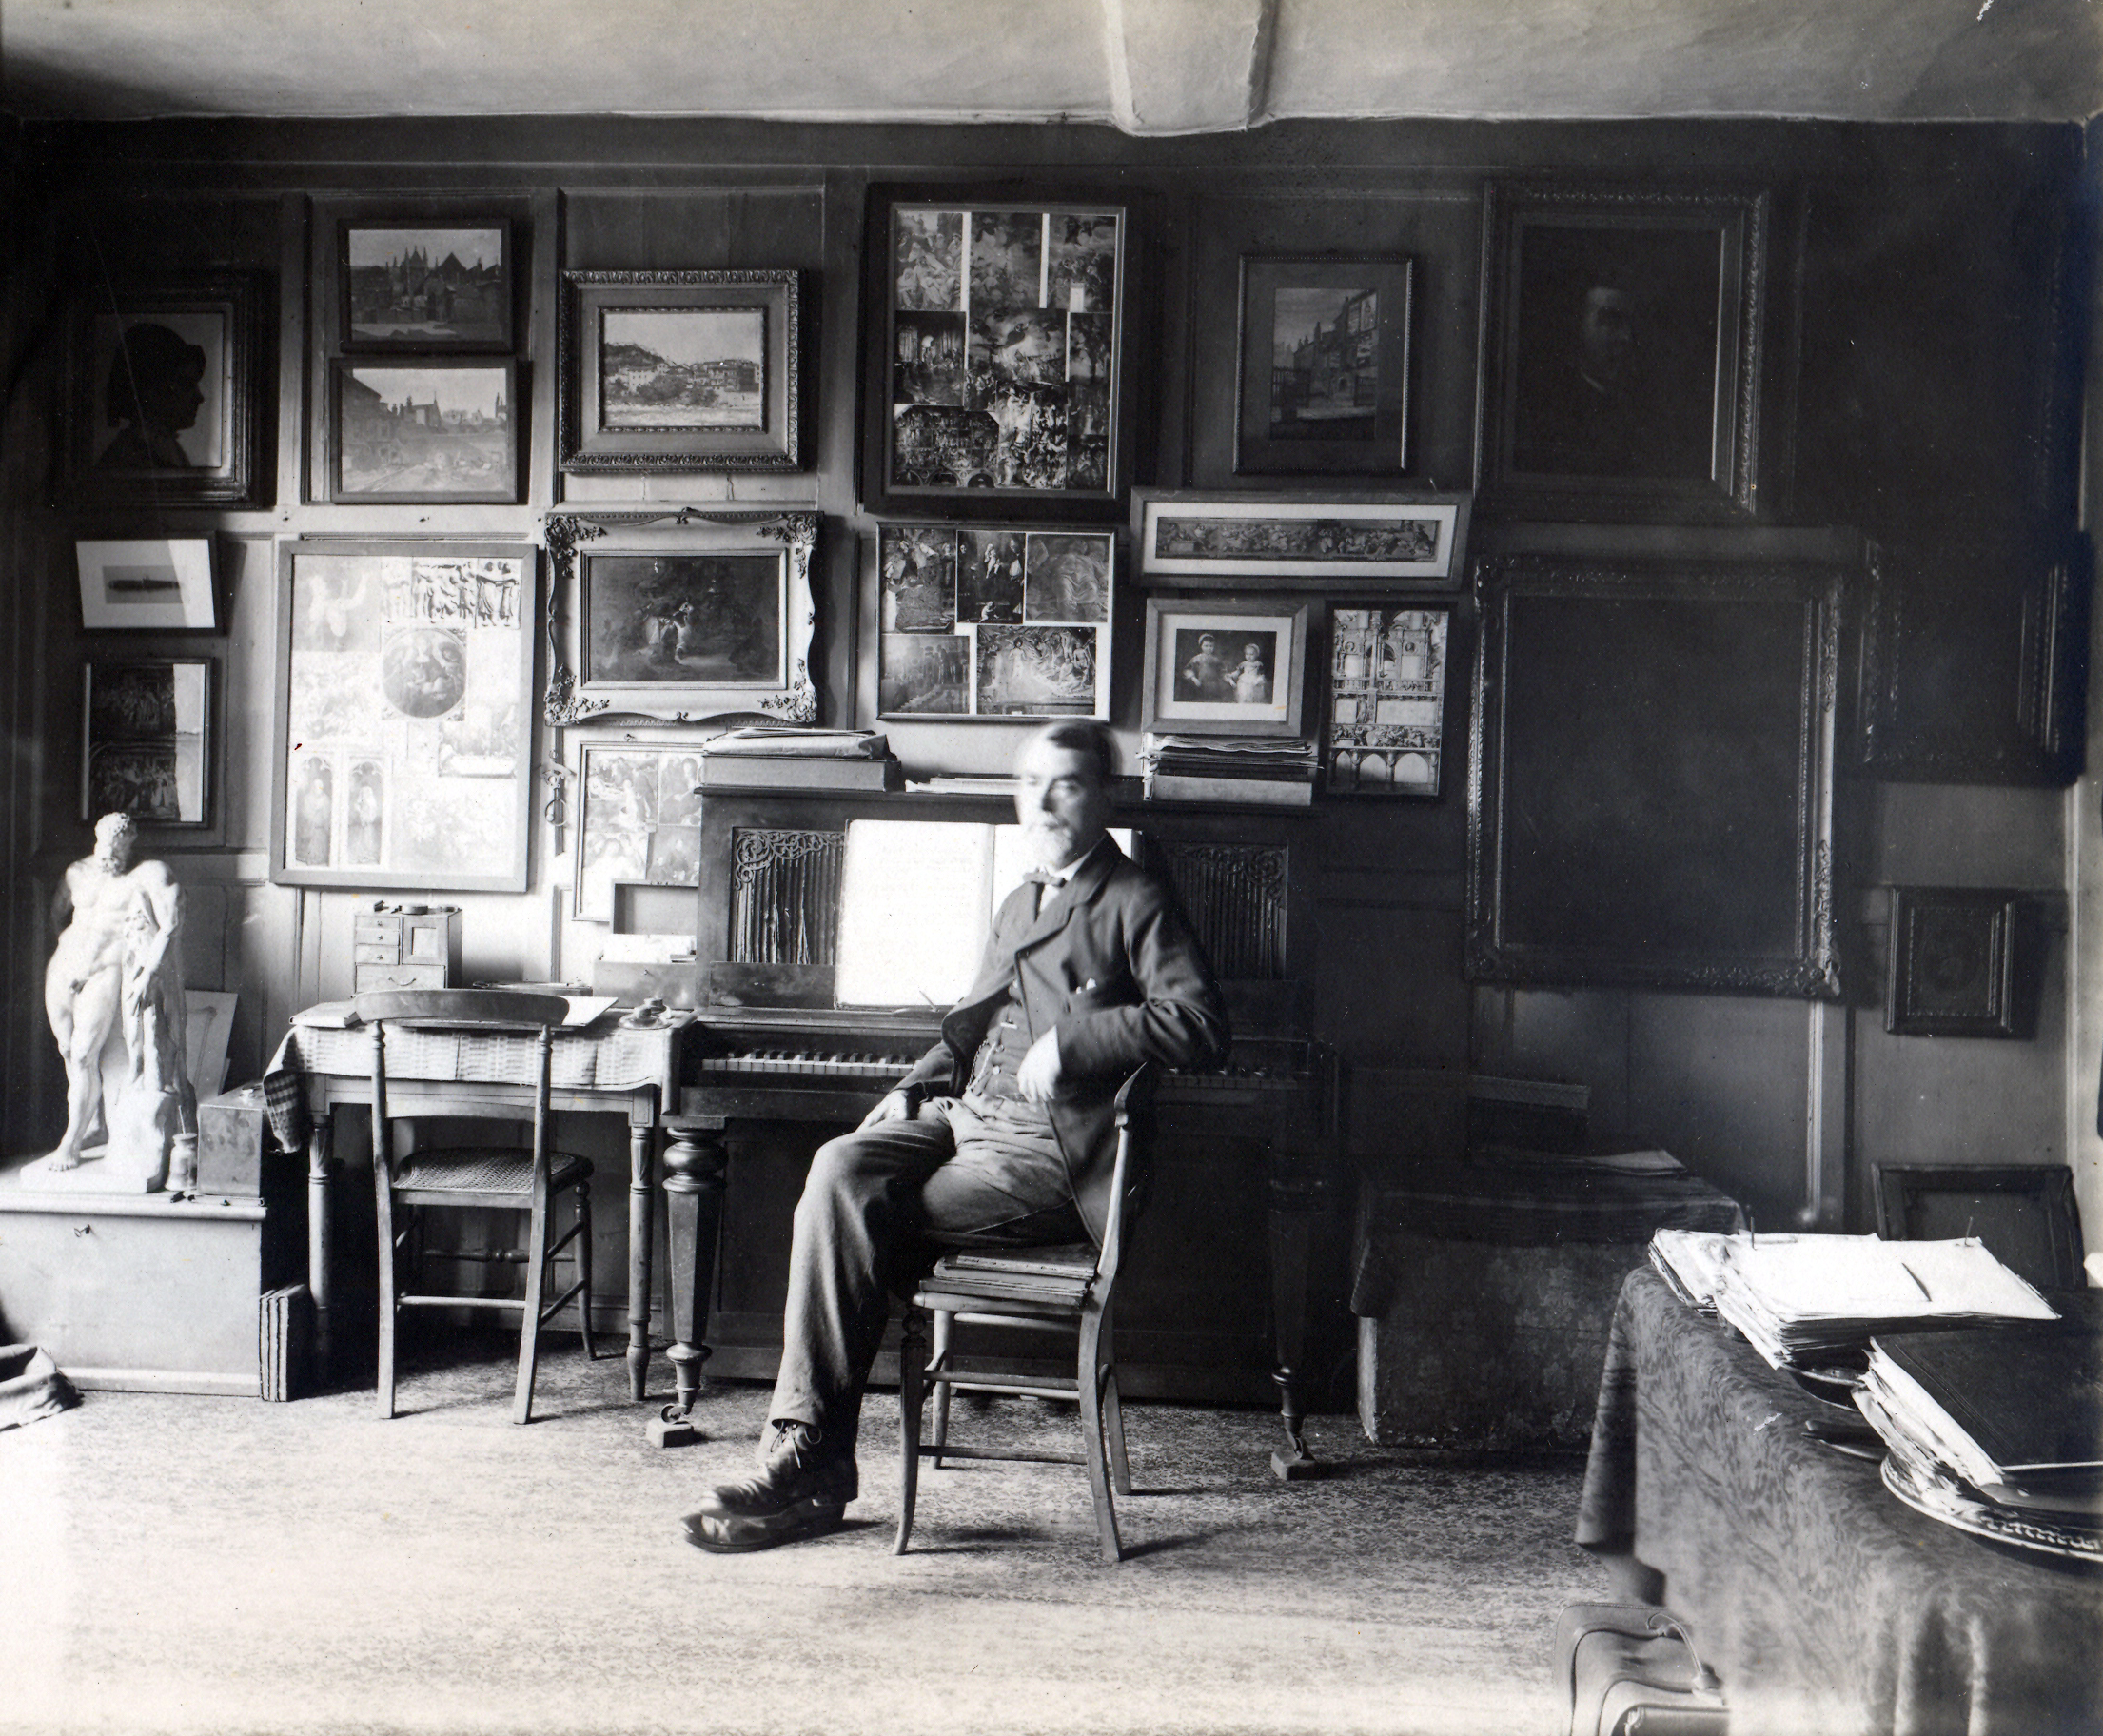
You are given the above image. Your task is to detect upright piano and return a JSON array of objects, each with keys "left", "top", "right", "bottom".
[{"left": 630, "top": 785, "right": 1338, "bottom": 1473}]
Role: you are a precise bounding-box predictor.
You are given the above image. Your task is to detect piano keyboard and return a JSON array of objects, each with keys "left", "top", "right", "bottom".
[{"left": 696, "top": 1050, "right": 919, "bottom": 1080}]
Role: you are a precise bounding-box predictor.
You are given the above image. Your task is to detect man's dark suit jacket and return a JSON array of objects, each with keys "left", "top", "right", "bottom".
[{"left": 892, "top": 836, "right": 1228, "bottom": 1244}]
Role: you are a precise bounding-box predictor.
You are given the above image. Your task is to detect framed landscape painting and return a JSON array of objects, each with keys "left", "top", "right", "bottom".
[
  {"left": 270, "top": 541, "right": 536, "bottom": 892},
  {"left": 560, "top": 270, "right": 803, "bottom": 471},
  {"left": 327, "top": 359, "right": 520, "bottom": 503},
  {"left": 339, "top": 221, "right": 512, "bottom": 351},
  {"left": 1236, "top": 256, "right": 1414, "bottom": 476}
]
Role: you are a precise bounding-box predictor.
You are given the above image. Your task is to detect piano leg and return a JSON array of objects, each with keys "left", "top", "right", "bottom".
[
  {"left": 307, "top": 1120, "right": 336, "bottom": 1379},
  {"left": 626, "top": 1121, "right": 655, "bottom": 1402},
  {"left": 1268, "top": 1156, "right": 1332, "bottom": 1480},
  {"left": 650, "top": 1117, "right": 727, "bottom": 1448}
]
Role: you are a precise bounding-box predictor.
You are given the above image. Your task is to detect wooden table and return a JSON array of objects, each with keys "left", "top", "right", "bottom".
[{"left": 267, "top": 1008, "right": 698, "bottom": 1408}]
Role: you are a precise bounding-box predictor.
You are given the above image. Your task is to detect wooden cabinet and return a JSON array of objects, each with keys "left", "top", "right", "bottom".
[{"left": 351, "top": 908, "right": 459, "bottom": 995}]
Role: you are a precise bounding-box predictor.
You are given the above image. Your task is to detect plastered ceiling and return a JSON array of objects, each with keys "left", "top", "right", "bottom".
[{"left": 1, "top": 0, "right": 2097, "bottom": 128}]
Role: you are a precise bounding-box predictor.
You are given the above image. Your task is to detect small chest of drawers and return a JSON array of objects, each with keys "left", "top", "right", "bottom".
[{"left": 352, "top": 907, "right": 460, "bottom": 994}]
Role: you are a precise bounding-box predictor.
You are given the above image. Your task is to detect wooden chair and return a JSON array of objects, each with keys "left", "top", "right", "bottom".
[
  {"left": 895, "top": 1065, "right": 1155, "bottom": 1564},
  {"left": 1873, "top": 1162, "right": 2086, "bottom": 1291},
  {"left": 359, "top": 990, "right": 596, "bottom": 1423}
]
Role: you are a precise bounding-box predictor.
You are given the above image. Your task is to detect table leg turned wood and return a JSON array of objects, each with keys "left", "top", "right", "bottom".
[
  {"left": 307, "top": 1122, "right": 335, "bottom": 1378},
  {"left": 626, "top": 1122, "right": 656, "bottom": 1402},
  {"left": 1268, "top": 1157, "right": 1330, "bottom": 1480},
  {"left": 650, "top": 1119, "right": 727, "bottom": 1448}
]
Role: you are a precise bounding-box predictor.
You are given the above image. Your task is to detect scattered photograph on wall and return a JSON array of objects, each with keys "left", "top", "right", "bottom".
[
  {"left": 560, "top": 270, "right": 802, "bottom": 471},
  {"left": 271, "top": 542, "right": 535, "bottom": 892},
  {"left": 574, "top": 743, "right": 707, "bottom": 923},
  {"left": 340, "top": 222, "right": 511, "bottom": 349},
  {"left": 1324, "top": 606, "right": 1449, "bottom": 796},
  {"left": 1140, "top": 596, "right": 1307, "bottom": 737},
  {"left": 870, "top": 193, "right": 1127, "bottom": 515},
  {"left": 82, "top": 659, "right": 211, "bottom": 825},
  {"left": 1236, "top": 256, "right": 1414, "bottom": 476},
  {"left": 75, "top": 538, "right": 217, "bottom": 631},
  {"left": 66, "top": 271, "right": 266, "bottom": 507},
  {"left": 328, "top": 359, "right": 520, "bottom": 503},
  {"left": 873, "top": 523, "right": 1110, "bottom": 720},
  {"left": 1135, "top": 492, "right": 1469, "bottom": 587}
]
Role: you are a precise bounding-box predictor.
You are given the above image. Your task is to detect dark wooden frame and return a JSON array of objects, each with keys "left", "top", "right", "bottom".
[
  {"left": 559, "top": 269, "right": 803, "bottom": 473},
  {"left": 1873, "top": 1163, "right": 2084, "bottom": 1291},
  {"left": 1134, "top": 490, "right": 1470, "bottom": 589},
  {"left": 338, "top": 218, "right": 514, "bottom": 353},
  {"left": 1478, "top": 184, "right": 1768, "bottom": 520},
  {"left": 861, "top": 185, "right": 1134, "bottom": 522},
  {"left": 64, "top": 269, "right": 269, "bottom": 509},
  {"left": 270, "top": 540, "right": 538, "bottom": 893},
  {"left": 1467, "top": 543, "right": 1844, "bottom": 996},
  {"left": 325, "top": 358, "right": 521, "bottom": 504},
  {"left": 1885, "top": 886, "right": 2028, "bottom": 1037},
  {"left": 81, "top": 655, "right": 217, "bottom": 836},
  {"left": 1323, "top": 602, "right": 1453, "bottom": 799},
  {"left": 1139, "top": 595, "right": 1309, "bottom": 738},
  {"left": 1235, "top": 254, "right": 1414, "bottom": 477}
]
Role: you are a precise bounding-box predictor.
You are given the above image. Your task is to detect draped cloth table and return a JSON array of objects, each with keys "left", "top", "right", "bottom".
[
  {"left": 1577, "top": 1266, "right": 2103, "bottom": 1736},
  {"left": 265, "top": 1006, "right": 699, "bottom": 1405}
]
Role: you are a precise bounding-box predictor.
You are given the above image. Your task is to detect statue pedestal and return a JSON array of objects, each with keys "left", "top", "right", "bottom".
[{"left": 13, "top": 1150, "right": 161, "bottom": 1194}]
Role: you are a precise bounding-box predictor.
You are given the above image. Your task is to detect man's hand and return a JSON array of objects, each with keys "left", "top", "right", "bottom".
[
  {"left": 1013, "top": 1027, "right": 1063, "bottom": 1102},
  {"left": 859, "top": 1088, "right": 916, "bottom": 1129}
]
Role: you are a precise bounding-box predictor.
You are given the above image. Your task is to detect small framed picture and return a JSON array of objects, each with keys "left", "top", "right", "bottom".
[
  {"left": 65, "top": 271, "right": 268, "bottom": 508},
  {"left": 1135, "top": 491, "right": 1468, "bottom": 588},
  {"left": 82, "top": 658, "right": 213, "bottom": 828},
  {"left": 1324, "top": 605, "right": 1451, "bottom": 797},
  {"left": 543, "top": 510, "right": 817, "bottom": 727},
  {"left": 339, "top": 221, "right": 512, "bottom": 351},
  {"left": 573, "top": 741, "right": 707, "bottom": 924},
  {"left": 1236, "top": 255, "right": 1414, "bottom": 476},
  {"left": 874, "top": 523, "right": 1112, "bottom": 720},
  {"left": 1140, "top": 596, "right": 1308, "bottom": 737},
  {"left": 75, "top": 538, "right": 217, "bottom": 631},
  {"left": 1886, "top": 887, "right": 2028, "bottom": 1038},
  {"left": 327, "top": 359, "right": 521, "bottom": 503},
  {"left": 560, "top": 270, "right": 803, "bottom": 472}
]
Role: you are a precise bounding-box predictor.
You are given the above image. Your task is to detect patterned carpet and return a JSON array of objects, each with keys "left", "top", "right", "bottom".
[{"left": 0, "top": 1332, "right": 1610, "bottom": 1736}]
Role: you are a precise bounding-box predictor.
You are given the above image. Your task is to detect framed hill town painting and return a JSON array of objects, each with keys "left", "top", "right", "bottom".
[
  {"left": 560, "top": 270, "right": 803, "bottom": 471},
  {"left": 338, "top": 220, "right": 513, "bottom": 351},
  {"left": 270, "top": 541, "right": 537, "bottom": 892},
  {"left": 326, "top": 359, "right": 521, "bottom": 503},
  {"left": 863, "top": 187, "right": 1132, "bottom": 520}
]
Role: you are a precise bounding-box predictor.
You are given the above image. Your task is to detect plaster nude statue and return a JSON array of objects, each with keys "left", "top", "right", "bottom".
[{"left": 31, "top": 813, "right": 198, "bottom": 1192}]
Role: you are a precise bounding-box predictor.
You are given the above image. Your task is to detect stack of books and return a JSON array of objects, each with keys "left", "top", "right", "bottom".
[
  {"left": 1856, "top": 1312, "right": 2103, "bottom": 1560},
  {"left": 1141, "top": 734, "right": 1318, "bottom": 806},
  {"left": 698, "top": 727, "right": 903, "bottom": 792}
]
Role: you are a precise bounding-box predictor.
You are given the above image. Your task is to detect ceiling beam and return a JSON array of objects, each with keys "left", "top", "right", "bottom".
[{"left": 1102, "top": 0, "right": 1280, "bottom": 134}]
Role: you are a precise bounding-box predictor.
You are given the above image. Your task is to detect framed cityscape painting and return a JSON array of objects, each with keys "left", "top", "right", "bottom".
[
  {"left": 874, "top": 523, "right": 1111, "bottom": 720},
  {"left": 326, "top": 359, "right": 520, "bottom": 503},
  {"left": 864, "top": 188, "right": 1130, "bottom": 520},
  {"left": 338, "top": 221, "right": 512, "bottom": 351},
  {"left": 1235, "top": 255, "right": 1414, "bottom": 476},
  {"left": 270, "top": 541, "right": 536, "bottom": 892}
]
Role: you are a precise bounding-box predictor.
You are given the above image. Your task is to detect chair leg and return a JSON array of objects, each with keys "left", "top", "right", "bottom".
[
  {"left": 1099, "top": 1299, "right": 1131, "bottom": 1496},
  {"left": 373, "top": 1159, "right": 399, "bottom": 1420},
  {"left": 929, "top": 1308, "right": 953, "bottom": 1468},
  {"left": 573, "top": 1179, "right": 597, "bottom": 1360},
  {"left": 894, "top": 1306, "right": 927, "bottom": 1556},
  {"left": 513, "top": 1188, "right": 552, "bottom": 1425},
  {"left": 1076, "top": 1300, "right": 1123, "bottom": 1564}
]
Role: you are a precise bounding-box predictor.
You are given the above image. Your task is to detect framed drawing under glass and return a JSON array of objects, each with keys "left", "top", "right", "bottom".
[
  {"left": 1236, "top": 256, "right": 1413, "bottom": 476},
  {"left": 874, "top": 522, "right": 1111, "bottom": 720},
  {"left": 572, "top": 740, "right": 706, "bottom": 924},
  {"left": 1467, "top": 543, "right": 1844, "bottom": 996},
  {"left": 271, "top": 541, "right": 537, "bottom": 893},
  {"left": 339, "top": 220, "right": 512, "bottom": 351},
  {"left": 82, "top": 658, "right": 213, "bottom": 828},
  {"left": 543, "top": 510, "right": 817, "bottom": 727},
  {"left": 1134, "top": 492, "right": 1468, "bottom": 588},
  {"left": 560, "top": 270, "right": 803, "bottom": 472},
  {"left": 864, "top": 188, "right": 1130, "bottom": 520},
  {"left": 1140, "top": 596, "right": 1307, "bottom": 738},
  {"left": 1885, "top": 886, "right": 2031, "bottom": 1038},
  {"left": 65, "top": 270, "right": 268, "bottom": 508},
  {"left": 1479, "top": 183, "right": 1769, "bottom": 519},
  {"left": 327, "top": 359, "right": 521, "bottom": 503},
  {"left": 1324, "top": 606, "right": 1450, "bottom": 796},
  {"left": 75, "top": 538, "right": 217, "bottom": 631}
]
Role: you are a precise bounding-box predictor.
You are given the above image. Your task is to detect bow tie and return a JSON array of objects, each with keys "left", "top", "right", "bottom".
[{"left": 1021, "top": 867, "right": 1061, "bottom": 886}]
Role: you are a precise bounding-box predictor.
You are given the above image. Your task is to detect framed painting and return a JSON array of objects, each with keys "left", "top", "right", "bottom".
[
  {"left": 573, "top": 740, "right": 706, "bottom": 924},
  {"left": 874, "top": 523, "right": 1111, "bottom": 720},
  {"left": 339, "top": 220, "right": 512, "bottom": 351},
  {"left": 1479, "top": 183, "right": 1769, "bottom": 519},
  {"left": 82, "top": 657, "right": 213, "bottom": 829},
  {"left": 75, "top": 538, "right": 217, "bottom": 631},
  {"left": 1139, "top": 596, "right": 1307, "bottom": 738},
  {"left": 326, "top": 359, "right": 521, "bottom": 503},
  {"left": 1134, "top": 492, "right": 1468, "bottom": 588},
  {"left": 543, "top": 510, "right": 817, "bottom": 727},
  {"left": 1885, "top": 887, "right": 2031, "bottom": 1038},
  {"left": 1324, "top": 606, "right": 1450, "bottom": 796},
  {"left": 1236, "top": 255, "right": 1413, "bottom": 476},
  {"left": 1467, "top": 542, "right": 1846, "bottom": 997},
  {"left": 560, "top": 270, "right": 803, "bottom": 472},
  {"left": 1873, "top": 1164, "right": 2082, "bottom": 1291},
  {"left": 863, "top": 187, "right": 1130, "bottom": 520},
  {"left": 270, "top": 541, "right": 537, "bottom": 893},
  {"left": 65, "top": 270, "right": 269, "bottom": 508}
]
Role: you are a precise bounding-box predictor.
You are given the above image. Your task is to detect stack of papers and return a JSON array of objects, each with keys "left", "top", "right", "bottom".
[
  {"left": 701, "top": 727, "right": 888, "bottom": 759},
  {"left": 1141, "top": 734, "right": 1318, "bottom": 806}
]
